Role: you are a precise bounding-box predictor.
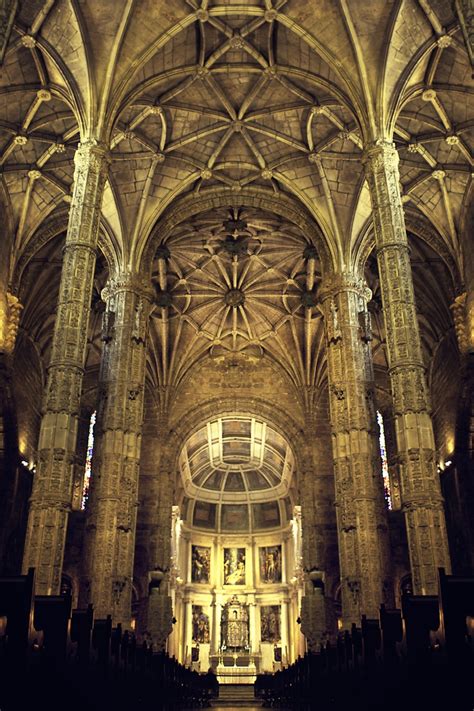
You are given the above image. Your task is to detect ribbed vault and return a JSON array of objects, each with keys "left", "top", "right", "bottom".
[
  {"left": 0, "top": 0, "right": 470, "bottom": 465},
  {"left": 1, "top": 0, "right": 470, "bottom": 282}
]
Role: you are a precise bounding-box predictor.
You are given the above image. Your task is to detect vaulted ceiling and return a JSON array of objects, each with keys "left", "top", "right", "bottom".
[
  {"left": 178, "top": 416, "right": 295, "bottom": 532},
  {"left": 2, "top": 0, "right": 472, "bottom": 427}
]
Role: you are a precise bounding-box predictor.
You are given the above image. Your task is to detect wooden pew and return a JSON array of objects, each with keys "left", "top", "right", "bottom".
[
  {"left": 34, "top": 591, "right": 72, "bottom": 664},
  {"left": 0, "top": 567, "right": 35, "bottom": 664},
  {"left": 70, "top": 604, "right": 93, "bottom": 665},
  {"left": 401, "top": 593, "right": 440, "bottom": 660},
  {"left": 380, "top": 605, "right": 403, "bottom": 662},
  {"left": 438, "top": 567, "right": 474, "bottom": 659}
]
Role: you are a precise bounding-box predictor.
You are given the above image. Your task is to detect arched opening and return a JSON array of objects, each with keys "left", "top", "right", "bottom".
[{"left": 168, "top": 415, "right": 304, "bottom": 676}]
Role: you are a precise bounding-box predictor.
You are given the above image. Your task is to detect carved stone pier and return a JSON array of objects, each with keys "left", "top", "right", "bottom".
[
  {"left": 321, "top": 274, "right": 392, "bottom": 624},
  {"left": 22, "top": 140, "right": 109, "bottom": 594},
  {"left": 81, "top": 273, "right": 151, "bottom": 624},
  {"left": 364, "top": 141, "right": 451, "bottom": 593}
]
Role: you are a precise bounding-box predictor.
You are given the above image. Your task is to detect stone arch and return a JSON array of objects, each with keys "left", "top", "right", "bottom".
[
  {"left": 139, "top": 187, "right": 336, "bottom": 279},
  {"left": 11, "top": 208, "right": 120, "bottom": 292},
  {"left": 165, "top": 396, "right": 308, "bottom": 499}
]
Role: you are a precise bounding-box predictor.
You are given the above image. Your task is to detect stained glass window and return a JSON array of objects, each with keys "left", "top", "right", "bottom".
[
  {"left": 377, "top": 410, "right": 392, "bottom": 510},
  {"left": 81, "top": 411, "right": 96, "bottom": 510}
]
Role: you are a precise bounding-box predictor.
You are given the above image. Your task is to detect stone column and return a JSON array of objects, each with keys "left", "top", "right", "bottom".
[
  {"left": 22, "top": 140, "right": 109, "bottom": 594},
  {"left": 147, "top": 569, "right": 173, "bottom": 651},
  {"left": 144, "top": 439, "right": 175, "bottom": 647},
  {"left": 320, "top": 274, "right": 392, "bottom": 624},
  {"left": 152, "top": 464, "right": 174, "bottom": 574},
  {"left": 300, "top": 443, "right": 324, "bottom": 575},
  {"left": 299, "top": 436, "right": 328, "bottom": 639},
  {"left": 81, "top": 272, "right": 152, "bottom": 624},
  {"left": 364, "top": 141, "right": 451, "bottom": 593}
]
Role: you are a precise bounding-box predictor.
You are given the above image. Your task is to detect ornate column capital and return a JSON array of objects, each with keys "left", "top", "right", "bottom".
[
  {"left": 362, "top": 139, "right": 399, "bottom": 169},
  {"left": 66, "top": 139, "right": 110, "bottom": 251},
  {"left": 101, "top": 271, "right": 154, "bottom": 304},
  {"left": 74, "top": 138, "right": 110, "bottom": 169},
  {"left": 319, "top": 272, "right": 371, "bottom": 305}
]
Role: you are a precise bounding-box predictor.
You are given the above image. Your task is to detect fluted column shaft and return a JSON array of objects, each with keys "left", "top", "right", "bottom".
[
  {"left": 82, "top": 273, "right": 151, "bottom": 624},
  {"left": 364, "top": 141, "right": 451, "bottom": 593},
  {"left": 321, "top": 274, "right": 391, "bottom": 624},
  {"left": 22, "top": 141, "right": 109, "bottom": 593}
]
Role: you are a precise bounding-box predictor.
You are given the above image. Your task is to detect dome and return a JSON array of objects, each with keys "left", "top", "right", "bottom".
[{"left": 179, "top": 417, "right": 296, "bottom": 532}]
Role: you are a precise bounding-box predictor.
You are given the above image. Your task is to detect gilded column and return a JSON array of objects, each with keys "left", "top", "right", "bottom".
[
  {"left": 22, "top": 140, "right": 109, "bottom": 593},
  {"left": 82, "top": 272, "right": 152, "bottom": 624},
  {"left": 364, "top": 140, "right": 451, "bottom": 593},
  {"left": 320, "top": 274, "right": 392, "bottom": 624}
]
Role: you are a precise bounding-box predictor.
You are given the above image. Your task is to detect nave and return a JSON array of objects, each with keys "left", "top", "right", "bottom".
[{"left": 0, "top": 0, "right": 474, "bottom": 710}]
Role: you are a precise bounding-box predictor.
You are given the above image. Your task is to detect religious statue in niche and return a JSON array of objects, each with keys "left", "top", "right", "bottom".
[
  {"left": 260, "top": 605, "right": 281, "bottom": 643},
  {"left": 192, "top": 605, "right": 210, "bottom": 644},
  {"left": 191, "top": 544, "right": 211, "bottom": 583},
  {"left": 223, "top": 547, "right": 246, "bottom": 585},
  {"left": 259, "top": 545, "right": 282, "bottom": 583},
  {"left": 221, "top": 595, "right": 249, "bottom": 649}
]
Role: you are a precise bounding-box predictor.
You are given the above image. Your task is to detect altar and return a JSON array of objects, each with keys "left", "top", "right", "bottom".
[
  {"left": 215, "top": 653, "right": 257, "bottom": 684},
  {"left": 216, "top": 596, "right": 258, "bottom": 684}
]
